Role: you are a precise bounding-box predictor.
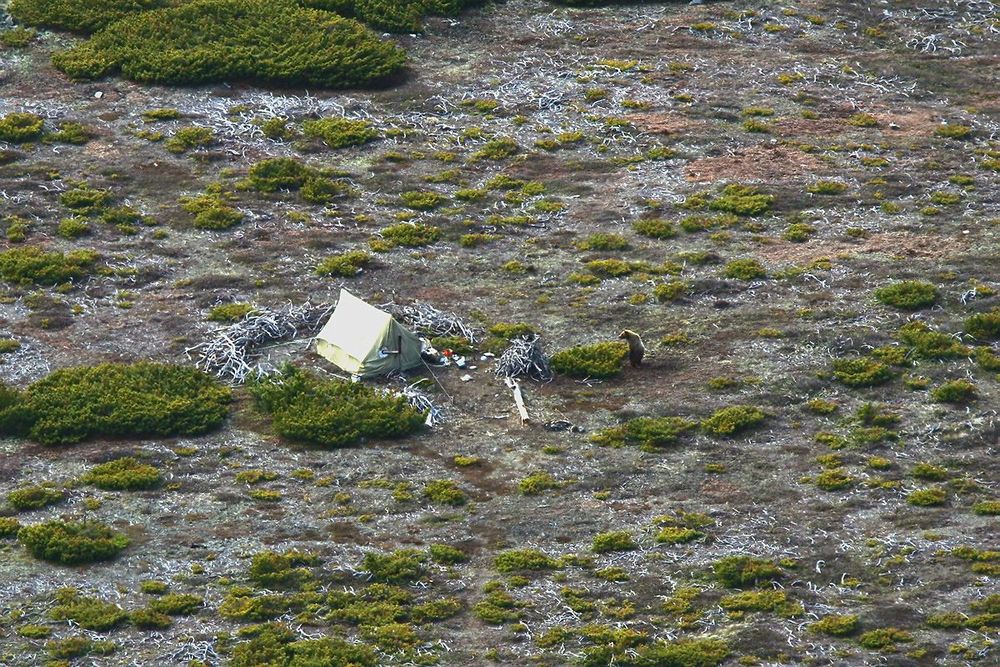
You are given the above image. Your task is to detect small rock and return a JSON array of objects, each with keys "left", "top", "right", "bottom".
[
  {"left": 94, "top": 91, "right": 104, "bottom": 99},
  {"left": 460, "top": 374, "right": 472, "bottom": 382}
]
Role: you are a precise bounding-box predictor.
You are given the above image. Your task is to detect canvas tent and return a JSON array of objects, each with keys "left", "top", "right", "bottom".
[{"left": 315, "top": 289, "right": 424, "bottom": 378}]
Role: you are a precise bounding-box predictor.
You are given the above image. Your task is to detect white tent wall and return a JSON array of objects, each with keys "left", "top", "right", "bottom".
[{"left": 315, "top": 289, "right": 423, "bottom": 377}]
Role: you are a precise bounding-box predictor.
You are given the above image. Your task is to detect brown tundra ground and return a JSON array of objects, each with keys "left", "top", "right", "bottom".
[{"left": 0, "top": 1, "right": 998, "bottom": 665}]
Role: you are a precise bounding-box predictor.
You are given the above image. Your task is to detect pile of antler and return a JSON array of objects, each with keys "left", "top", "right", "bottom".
[
  {"left": 185, "top": 302, "right": 333, "bottom": 384},
  {"left": 494, "top": 335, "right": 552, "bottom": 381},
  {"left": 383, "top": 301, "right": 477, "bottom": 342}
]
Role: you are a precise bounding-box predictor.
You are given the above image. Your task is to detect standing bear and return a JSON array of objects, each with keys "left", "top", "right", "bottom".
[{"left": 619, "top": 329, "right": 645, "bottom": 368}]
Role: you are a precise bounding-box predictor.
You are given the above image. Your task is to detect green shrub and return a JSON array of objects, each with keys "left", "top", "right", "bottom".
[
  {"left": 935, "top": 124, "right": 971, "bottom": 139},
  {"left": 858, "top": 627, "right": 913, "bottom": 650},
  {"left": 633, "top": 218, "right": 676, "bottom": 239},
  {"left": 972, "top": 500, "right": 1000, "bottom": 516},
  {"left": 473, "top": 137, "right": 519, "bottom": 160},
  {"left": 592, "top": 531, "right": 636, "bottom": 553},
  {"left": 142, "top": 108, "right": 181, "bottom": 122},
  {"left": 550, "top": 341, "right": 627, "bottom": 379},
  {"left": 247, "top": 366, "right": 425, "bottom": 447},
  {"left": 708, "top": 184, "right": 774, "bottom": 216},
  {"left": 244, "top": 157, "right": 312, "bottom": 191},
  {"left": 965, "top": 310, "right": 1000, "bottom": 340},
  {"left": 48, "top": 589, "right": 127, "bottom": 630},
  {"left": 423, "top": 479, "right": 466, "bottom": 506},
  {"left": 49, "top": 121, "right": 94, "bottom": 145},
  {"left": 701, "top": 405, "right": 766, "bottom": 437},
  {"left": 315, "top": 250, "right": 372, "bottom": 277},
  {"left": 207, "top": 302, "right": 256, "bottom": 322},
  {"left": 495, "top": 549, "right": 559, "bottom": 573},
  {"left": 720, "top": 590, "right": 803, "bottom": 616},
  {"left": 806, "top": 180, "right": 848, "bottom": 195},
  {"left": 815, "top": 468, "right": 855, "bottom": 491},
  {"left": 874, "top": 281, "right": 938, "bottom": 309},
  {"left": 249, "top": 550, "right": 319, "bottom": 589},
  {"left": 897, "top": 321, "right": 969, "bottom": 359},
  {"left": 809, "top": 614, "right": 859, "bottom": 636},
  {"left": 139, "top": 580, "right": 169, "bottom": 594},
  {"left": 713, "top": 555, "right": 782, "bottom": 587},
  {"left": 148, "top": 593, "right": 202, "bottom": 616},
  {"left": 832, "top": 357, "right": 892, "bottom": 387},
  {"left": 654, "top": 280, "right": 690, "bottom": 302},
  {"left": 656, "top": 526, "right": 704, "bottom": 544},
  {"left": 363, "top": 549, "right": 426, "bottom": 583},
  {"left": 82, "top": 457, "right": 161, "bottom": 490},
  {"left": 4, "top": 215, "right": 30, "bottom": 242},
  {"left": 931, "top": 379, "right": 977, "bottom": 404},
  {"left": 782, "top": 222, "right": 815, "bottom": 242},
  {"left": 20, "top": 520, "right": 129, "bottom": 564},
  {"left": 7, "top": 484, "right": 65, "bottom": 511},
  {"left": 0, "top": 517, "right": 22, "bottom": 538},
  {"left": 630, "top": 638, "right": 729, "bottom": 667},
  {"left": 907, "top": 487, "right": 947, "bottom": 506},
  {"left": 164, "top": 126, "right": 215, "bottom": 153},
  {"left": 473, "top": 589, "right": 524, "bottom": 624},
  {"left": 0, "top": 112, "right": 45, "bottom": 143},
  {"left": 61, "top": 185, "right": 112, "bottom": 215},
  {"left": 576, "top": 232, "right": 629, "bottom": 251},
  {"left": 180, "top": 193, "right": 244, "bottom": 230},
  {"left": 721, "top": 258, "right": 767, "bottom": 280},
  {"left": 400, "top": 190, "right": 446, "bottom": 210},
  {"left": 377, "top": 223, "right": 441, "bottom": 248},
  {"left": 303, "top": 117, "right": 379, "bottom": 148},
  {"left": 57, "top": 217, "right": 90, "bottom": 239},
  {"left": 911, "top": 462, "right": 948, "bottom": 481},
  {"left": 130, "top": 608, "right": 172, "bottom": 629},
  {"left": 0, "top": 246, "right": 99, "bottom": 285},
  {"left": 0, "top": 26, "right": 37, "bottom": 48},
  {"left": 591, "top": 416, "right": 693, "bottom": 449},
  {"left": 428, "top": 543, "right": 467, "bottom": 565},
  {"left": 229, "top": 623, "right": 377, "bottom": 667},
  {"left": 518, "top": 471, "right": 560, "bottom": 495},
  {"left": 1, "top": 363, "right": 230, "bottom": 445},
  {"left": 9, "top": 0, "right": 170, "bottom": 34},
  {"left": 52, "top": 1, "right": 406, "bottom": 89}
]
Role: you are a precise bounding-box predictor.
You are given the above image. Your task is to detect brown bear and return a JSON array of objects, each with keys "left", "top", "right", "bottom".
[{"left": 619, "top": 329, "right": 645, "bottom": 368}]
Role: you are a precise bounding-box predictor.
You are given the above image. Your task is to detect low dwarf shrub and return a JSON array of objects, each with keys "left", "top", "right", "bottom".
[
  {"left": 550, "top": 341, "right": 627, "bottom": 379},
  {"left": 0, "top": 246, "right": 99, "bottom": 285},
  {"left": 248, "top": 366, "right": 425, "bottom": 447},
  {"left": 52, "top": 1, "right": 406, "bottom": 89},
  {"left": 315, "top": 250, "right": 372, "bottom": 277},
  {"left": 7, "top": 484, "right": 65, "bottom": 511},
  {"left": 19, "top": 520, "right": 130, "bottom": 564},
  {"left": 874, "top": 280, "right": 938, "bottom": 310},
  {"left": 303, "top": 117, "right": 379, "bottom": 149},
  {"left": 0, "top": 363, "right": 231, "bottom": 445},
  {"left": 701, "top": 405, "right": 766, "bottom": 437},
  {"left": 713, "top": 555, "right": 782, "bottom": 588},
  {"left": 49, "top": 589, "right": 127, "bottom": 630},
  {"left": 0, "top": 112, "right": 45, "bottom": 143},
  {"left": 591, "top": 416, "right": 694, "bottom": 449},
  {"left": 82, "top": 457, "right": 161, "bottom": 490},
  {"left": 10, "top": 0, "right": 169, "bottom": 34}
]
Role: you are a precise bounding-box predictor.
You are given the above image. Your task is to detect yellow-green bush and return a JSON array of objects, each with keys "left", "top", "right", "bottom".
[
  {"left": 82, "top": 457, "right": 161, "bottom": 490},
  {"left": 302, "top": 117, "right": 379, "bottom": 149},
  {"left": 49, "top": 589, "right": 127, "bottom": 630},
  {"left": 10, "top": 0, "right": 169, "bottom": 34},
  {"left": 874, "top": 280, "right": 938, "bottom": 310},
  {"left": 591, "top": 416, "right": 694, "bottom": 449},
  {"left": 19, "top": 520, "right": 130, "bottom": 564},
  {"left": 248, "top": 366, "right": 425, "bottom": 447},
  {"left": 52, "top": 1, "right": 407, "bottom": 89},
  {"left": 713, "top": 555, "right": 782, "bottom": 588},
  {"left": 0, "top": 363, "right": 231, "bottom": 445},
  {"left": 550, "top": 341, "right": 627, "bottom": 379},
  {"left": 7, "top": 484, "right": 65, "bottom": 511},
  {"left": 701, "top": 405, "right": 766, "bottom": 437},
  {"left": 0, "top": 112, "right": 45, "bottom": 143},
  {"left": 0, "top": 246, "right": 100, "bottom": 285},
  {"left": 315, "top": 250, "right": 371, "bottom": 277}
]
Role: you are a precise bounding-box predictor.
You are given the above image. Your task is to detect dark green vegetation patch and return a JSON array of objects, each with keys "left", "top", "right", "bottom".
[
  {"left": 18, "top": 520, "right": 130, "bottom": 565},
  {"left": 0, "top": 363, "right": 231, "bottom": 445},
  {"left": 248, "top": 366, "right": 426, "bottom": 447},
  {"left": 51, "top": 0, "right": 407, "bottom": 88}
]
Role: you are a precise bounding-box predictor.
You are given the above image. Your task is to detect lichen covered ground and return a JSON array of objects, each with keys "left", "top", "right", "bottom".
[{"left": 0, "top": 1, "right": 998, "bottom": 665}]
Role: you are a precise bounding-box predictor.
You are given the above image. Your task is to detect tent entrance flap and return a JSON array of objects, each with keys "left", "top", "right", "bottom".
[{"left": 314, "top": 289, "right": 423, "bottom": 377}]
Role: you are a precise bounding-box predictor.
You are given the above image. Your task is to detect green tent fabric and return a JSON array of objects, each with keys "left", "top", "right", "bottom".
[{"left": 315, "top": 289, "right": 424, "bottom": 377}]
